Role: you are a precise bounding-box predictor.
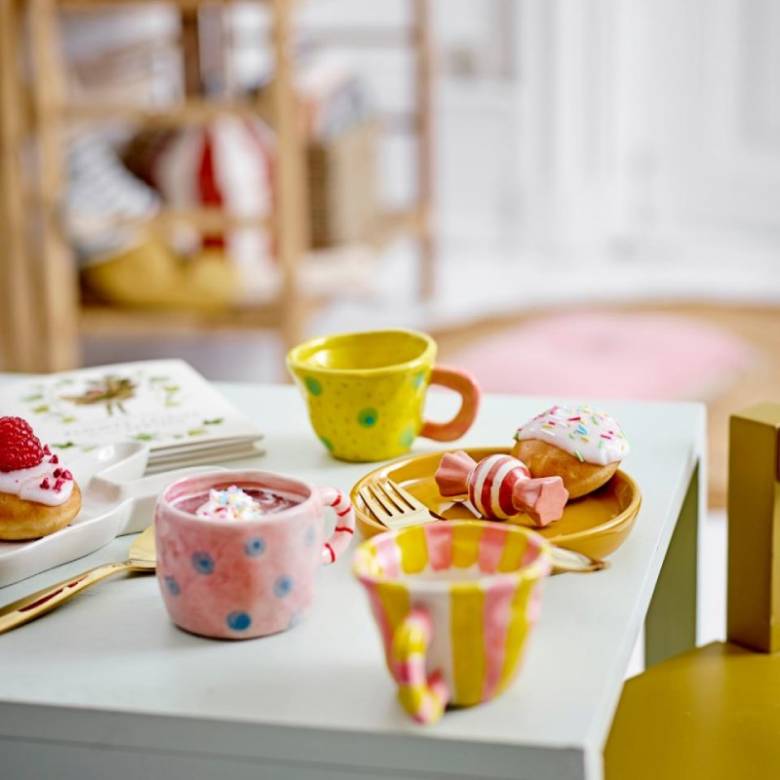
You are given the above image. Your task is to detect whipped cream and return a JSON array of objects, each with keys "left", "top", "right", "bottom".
[
  {"left": 0, "top": 449, "right": 75, "bottom": 506},
  {"left": 514, "top": 404, "right": 630, "bottom": 466},
  {"left": 195, "top": 485, "right": 296, "bottom": 521}
]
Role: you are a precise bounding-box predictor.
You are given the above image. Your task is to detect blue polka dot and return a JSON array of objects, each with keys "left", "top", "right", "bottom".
[
  {"left": 226, "top": 611, "right": 252, "bottom": 631},
  {"left": 244, "top": 537, "right": 266, "bottom": 557},
  {"left": 304, "top": 526, "right": 316, "bottom": 547},
  {"left": 412, "top": 370, "right": 426, "bottom": 389},
  {"left": 274, "top": 575, "right": 294, "bottom": 598},
  {"left": 304, "top": 377, "right": 322, "bottom": 396},
  {"left": 399, "top": 427, "right": 415, "bottom": 448},
  {"left": 358, "top": 407, "right": 379, "bottom": 427},
  {"left": 164, "top": 575, "right": 180, "bottom": 596},
  {"left": 191, "top": 551, "right": 214, "bottom": 575}
]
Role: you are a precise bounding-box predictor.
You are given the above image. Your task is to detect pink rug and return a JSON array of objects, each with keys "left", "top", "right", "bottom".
[{"left": 451, "top": 311, "right": 756, "bottom": 400}]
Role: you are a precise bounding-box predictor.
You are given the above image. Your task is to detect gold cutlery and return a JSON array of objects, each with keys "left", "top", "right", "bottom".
[
  {"left": 0, "top": 526, "right": 156, "bottom": 635},
  {"left": 358, "top": 479, "right": 439, "bottom": 530},
  {"left": 360, "top": 478, "right": 605, "bottom": 574}
]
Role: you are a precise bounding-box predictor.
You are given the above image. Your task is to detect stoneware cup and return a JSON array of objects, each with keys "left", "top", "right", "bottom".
[
  {"left": 353, "top": 520, "right": 551, "bottom": 724},
  {"left": 287, "top": 329, "right": 481, "bottom": 462},
  {"left": 155, "top": 470, "right": 355, "bottom": 639}
]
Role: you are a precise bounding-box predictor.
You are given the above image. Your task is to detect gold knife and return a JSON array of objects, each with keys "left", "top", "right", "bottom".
[{"left": 0, "top": 526, "right": 156, "bottom": 635}]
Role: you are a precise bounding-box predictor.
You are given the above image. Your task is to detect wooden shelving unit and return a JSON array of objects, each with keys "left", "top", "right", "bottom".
[{"left": 0, "top": 0, "right": 435, "bottom": 373}]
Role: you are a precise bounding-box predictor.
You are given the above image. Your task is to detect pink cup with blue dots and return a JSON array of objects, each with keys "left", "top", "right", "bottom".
[{"left": 154, "top": 470, "right": 355, "bottom": 639}]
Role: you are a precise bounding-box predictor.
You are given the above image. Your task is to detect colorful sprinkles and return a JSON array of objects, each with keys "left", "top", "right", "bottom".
[{"left": 515, "top": 404, "right": 629, "bottom": 466}]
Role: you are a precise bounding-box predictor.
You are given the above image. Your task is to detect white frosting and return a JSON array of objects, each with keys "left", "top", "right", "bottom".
[
  {"left": 0, "top": 452, "right": 75, "bottom": 507},
  {"left": 195, "top": 485, "right": 296, "bottom": 522},
  {"left": 197, "top": 486, "right": 262, "bottom": 521},
  {"left": 0, "top": 462, "right": 51, "bottom": 494},
  {"left": 514, "top": 404, "right": 629, "bottom": 466}
]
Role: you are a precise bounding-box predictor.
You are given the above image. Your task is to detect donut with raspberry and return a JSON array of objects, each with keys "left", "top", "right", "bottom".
[{"left": 0, "top": 417, "right": 81, "bottom": 540}]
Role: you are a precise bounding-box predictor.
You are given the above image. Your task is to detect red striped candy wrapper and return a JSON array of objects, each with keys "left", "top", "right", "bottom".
[{"left": 435, "top": 451, "right": 569, "bottom": 527}]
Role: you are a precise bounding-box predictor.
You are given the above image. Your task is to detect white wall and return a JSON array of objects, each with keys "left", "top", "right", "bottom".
[{"left": 616, "top": 0, "right": 780, "bottom": 235}]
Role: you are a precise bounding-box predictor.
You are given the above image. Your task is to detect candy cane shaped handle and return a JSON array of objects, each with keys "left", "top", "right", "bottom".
[
  {"left": 319, "top": 487, "right": 355, "bottom": 565},
  {"left": 391, "top": 607, "right": 450, "bottom": 724}
]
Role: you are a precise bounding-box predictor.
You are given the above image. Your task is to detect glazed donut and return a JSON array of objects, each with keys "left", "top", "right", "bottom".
[
  {"left": 0, "top": 417, "right": 81, "bottom": 541},
  {"left": 512, "top": 405, "right": 629, "bottom": 499}
]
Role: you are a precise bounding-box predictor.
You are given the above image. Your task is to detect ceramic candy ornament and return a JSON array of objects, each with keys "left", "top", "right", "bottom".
[
  {"left": 513, "top": 404, "right": 630, "bottom": 499},
  {"left": 435, "top": 451, "right": 569, "bottom": 527}
]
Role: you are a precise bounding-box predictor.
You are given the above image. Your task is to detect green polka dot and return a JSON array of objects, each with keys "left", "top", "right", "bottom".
[
  {"left": 399, "top": 427, "right": 415, "bottom": 448},
  {"left": 304, "top": 377, "right": 322, "bottom": 396},
  {"left": 319, "top": 435, "right": 334, "bottom": 451},
  {"left": 412, "top": 371, "right": 426, "bottom": 389},
  {"left": 357, "top": 407, "right": 379, "bottom": 427}
]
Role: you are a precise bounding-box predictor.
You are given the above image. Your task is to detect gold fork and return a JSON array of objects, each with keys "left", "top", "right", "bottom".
[
  {"left": 358, "top": 479, "right": 440, "bottom": 530},
  {"left": 0, "top": 526, "right": 156, "bottom": 635},
  {"left": 360, "top": 479, "right": 606, "bottom": 574}
]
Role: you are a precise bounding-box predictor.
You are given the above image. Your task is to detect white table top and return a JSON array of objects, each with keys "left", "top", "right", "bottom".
[{"left": 0, "top": 382, "right": 705, "bottom": 780}]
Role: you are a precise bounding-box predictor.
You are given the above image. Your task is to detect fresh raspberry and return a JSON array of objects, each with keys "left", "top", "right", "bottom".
[{"left": 0, "top": 417, "right": 45, "bottom": 472}]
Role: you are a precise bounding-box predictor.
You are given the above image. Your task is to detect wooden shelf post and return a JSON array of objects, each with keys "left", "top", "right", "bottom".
[
  {"left": 412, "top": 0, "right": 435, "bottom": 301},
  {"left": 271, "top": 0, "right": 308, "bottom": 353},
  {"left": 28, "top": 0, "right": 81, "bottom": 370},
  {"left": 0, "top": 0, "right": 41, "bottom": 371}
]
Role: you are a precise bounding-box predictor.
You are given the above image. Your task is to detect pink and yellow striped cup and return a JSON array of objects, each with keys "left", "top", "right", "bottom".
[{"left": 353, "top": 520, "right": 551, "bottom": 724}]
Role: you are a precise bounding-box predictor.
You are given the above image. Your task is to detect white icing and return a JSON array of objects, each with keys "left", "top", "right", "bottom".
[
  {"left": 514, "top": 404, "right": 629, "bottom": 466},
  {"left": 195, "top": 485, "right": 296, "bottom": 522},
  {"left": 0, "top": 452, "right": 75, "bottom": 507},
  {"left": 197, "top": 486, "right": 262, "bottom": 521},
  {"left": 0, "top": 462, "right": 51, "bottom": 494},
  {"left": 19, "top": 476, "right": 74, "bottom": 506}
]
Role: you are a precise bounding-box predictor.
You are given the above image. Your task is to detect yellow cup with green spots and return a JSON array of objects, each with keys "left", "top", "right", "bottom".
[{"left": 287, "top": 329, "right": 481, "bottom": 462}]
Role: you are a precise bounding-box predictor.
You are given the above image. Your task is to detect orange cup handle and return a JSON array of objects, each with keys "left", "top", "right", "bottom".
[{"left": 420, "top": 366, "right": 481, "bottom": 442}]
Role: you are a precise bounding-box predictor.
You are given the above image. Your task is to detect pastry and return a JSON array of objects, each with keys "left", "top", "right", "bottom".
[
  {"left": 0, "top": 417, "right": 81, "bottom": 540},
  {"left": 512, "top": 405, "right": 629, "bottom": 499},
  {"left": 435, "top": 451, "right": 568, "bottom": 527}
]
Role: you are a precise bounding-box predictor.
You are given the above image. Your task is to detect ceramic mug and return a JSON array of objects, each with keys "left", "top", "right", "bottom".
[
  {"left": 287, "top": 329, "right": 481, "bottom": 462},
  {"left": 353, "top": 520, "right": 551, "bottom": 724},
  {"left": 155, "top": 470, "right": 355, "bottom": 639}
]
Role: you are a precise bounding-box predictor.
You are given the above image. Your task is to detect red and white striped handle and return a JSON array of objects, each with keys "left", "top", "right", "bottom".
[{"left": 319, "top": 487, "right": 356, "bottom": 565}]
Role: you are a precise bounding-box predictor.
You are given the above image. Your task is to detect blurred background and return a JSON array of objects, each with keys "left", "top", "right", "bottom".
[{"left": 1, "top": 0, "right": 779, "bottom": 523}]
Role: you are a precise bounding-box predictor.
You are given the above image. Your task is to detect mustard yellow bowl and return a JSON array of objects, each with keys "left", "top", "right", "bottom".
[{"left": 351, "top": 447, "right": 642, "bottom": 559}]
